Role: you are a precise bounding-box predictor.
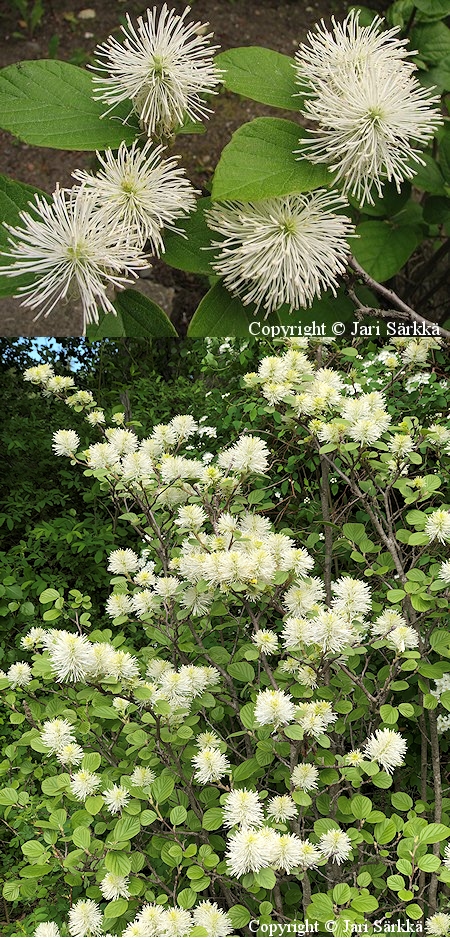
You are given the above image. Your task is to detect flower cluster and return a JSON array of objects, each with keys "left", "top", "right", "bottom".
[
  {"left": 0, "top": 5, "right": 217, "bottom": 330},
  {"left": 294, "top": 10, "right": 441, "bottom": 205}
]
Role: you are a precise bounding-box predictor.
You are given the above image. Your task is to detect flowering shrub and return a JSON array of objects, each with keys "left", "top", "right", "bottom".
[
  {"left": 0, "top": 2, "right": 449, "bottom": 335},
  {"left": 2, "top": 338, "right": 450, "bottom": 936}
]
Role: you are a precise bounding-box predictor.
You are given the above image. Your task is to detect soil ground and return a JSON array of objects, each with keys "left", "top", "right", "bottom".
[{"left": 0, "top": 0, "right": 386, "bottom": 336}]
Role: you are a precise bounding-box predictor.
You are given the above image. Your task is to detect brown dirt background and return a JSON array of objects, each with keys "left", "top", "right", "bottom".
[{"left": 0, "top": 0, "right": 387, "bottom": 336}]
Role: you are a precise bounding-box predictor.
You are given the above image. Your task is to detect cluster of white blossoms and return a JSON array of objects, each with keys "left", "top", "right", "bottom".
[
  {"left": 294, "top": 10, "right": 442, "bottom": 205},
  {"left": 223, "top": 787, "right": 351, "bottom": 878},
  {"left": 35, "top": 898, "right": 233, "bottom": 938},
  {"left": 0, "top": 4, "right": 219, "bottom": 330}
]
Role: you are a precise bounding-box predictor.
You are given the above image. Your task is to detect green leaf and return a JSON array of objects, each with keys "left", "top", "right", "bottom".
[
  {"left": 228, "top": 906, "right": 251, "bottom": 928},
  {"left": 85, "top": 794, "right": 104, "bottom": 816},
  {"left": 2, "top": 880, "right": 20, "bottom": 901},
  {"left": 372, "top": 771, "right": 393, "bottom": 789},
  {"left": 414, "top": 0, "right": 450, "bottom": 14},
  {"left": 374, "top": 819, "right": 397, "bottom": 844},
  {"left": 417, "top": 853, "right": 441, "bottom": 872},
  {"left": 380, "top": 704, "right": 399, "bottom": 725},
  {"left": 104, "top": 898, "right": 129, "bottom": 919},
  {"left": 88, "top": 289, "right": 177, "bottom": 339},
  {"left": 307, "top": 894, "right": 334, "bottom": 922},
  {"left": 113, "top": 816, "right": 141, "bottom": 842},
  {"left": 419, "top": 822, "right": 450, "bottom": 843},
  {"left": 163, "top": 197, "right": 214, "bottom": 275},
  {"left": 105, "top": 851, "right": 131, "bottom": 876},
  {"left": 0, "top": 60, "right": 139, "bottom": 149},
  {"left": 216, "top": 47, "right": 299, "bottom": 110},
  {"left": 82, "top": 752, "right": 101, "bottom": 773},
  {"left": 202, "top": 807, "right": 223, "bottom": 831},
  {"left": 21, "top": 840, "right": 45, "bottom": 859},
  {"left": 254, "top": 867, "right": 276, "bottom": 889},
  {"left": 227, "top": 661, "right": 255, "bottom": 683},
  {"left": 353, "top": 221, "right": 423, "bottom": 281},
  {"left": 0, "top": 787, "right": 19, "bottom": 805},
  {"left": 152, "top": 775, "right": 175, "bottom": 804},
  {"left": 351, "top": 895, "right": 379, "bottom": 913},
  {"left": 233, "top": 757, "right": 261, "bottom": 782},
  {"left": 406, "top": 903, "right": 424, "bottom": 921},
  {"left": 187, "top": 280, "right": 255, "bottom": 337},
  {"left": 39, "top": 588, "right": 60, "bottom": 604},
  {"left": 411, "top": 22, "right": 450, "bottom": 65},
  {"left": 343, "top": 523, "right": 366, "bottom": 545},
  {"left": 351, "top": 795, "right": 372, "bottom": 819},
  {"left": 391, "top": 792, "right": 413, "bottom": 812},
  {"left": 411, "top": 154, "right": 446, "bottom": 196},
  {"left": 333, "top": 883, "right": 351, "bottom": 905},
  {"left": 240, "top": 703, "right": 256, "bottom": 729},
  {"left": 170, "top": 805, "right": 187, "bottom": 826},
  {"left": 211, "top": 117, "right": 331, "bottom": 202},
  {"left": 177, "top": 888, "right": 197, "bottom": 909},
  {"left": 72, "top": 826, "right": 91, "bottom": 850}
]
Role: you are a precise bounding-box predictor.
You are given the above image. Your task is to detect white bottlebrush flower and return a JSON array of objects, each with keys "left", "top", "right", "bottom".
[
  {"left": 180, "top": 585, "right": 214, "bottom": 617},
  {"left": 130, "top": 766, "right": 156, "bottom": 787},
  {"left": 267, "top": 794, "right": 298, "bottom": 823},
  {"left": 92, "top": 4, "right": 221, "bottom": 136},
  {"left": 308, "top": 609, "right": 358, "bottom": 653},
  {"left": 86, "top": 409, "right": 105, "bottom": 426},
  {"left": 108, "top": 548, "right": 140, "bottom": 575},
  {"left": 196, "top": 731, "right": 222, "bottom": 749},
  {"left": 106, "top": 593, "right": 133, "bottom": 618},
  {"left": 6, "top": 662, "right": 32, "bottom": 688},
  {"left": 192, "top": 747, "right": 230, "bottom": 784},
  {"left": 297, "top": 700, "right": 337, "bottom": 738},
  {"left": 425, "top": 509, "right": 450, "bottom": 544},
  {"left": 439, "top": 561, "right": 450, "bottom": 585},
  {"left": 295, "top": 11, "right": 414, "bottom": 87},
  {"left": 100, "top": 872, "right": 130, "bottom": 900},
  {"left": 388, "top": 625, "right": 419, "bottom": 653},
  {"left": 102, "top": 784, "right": 130, "bottom": 814},
  {"left": 331, "top": 576, "right": 372, "bottom": 617},
  {"left": 70, "top": 770, "right": 101, "bottom": 801},
  {"left": 175, "top": 504, "right": 207, "bottom": 531},
  {"left": 24, "top": 363, "right": 55, "bottom": 385},
  {"left": 56, "top": 743, "right": 84, "bottom": 767},
  {"left": 272, "top": 832, "right": 307, "bottom": 873},
  {"left": 20, "top": 627, "right": 45, "bottom": 650},
  {"left": 344, "top": 749, "right": 364, "bottom": 767},
  {"left": 254, "top": 689, "right": 296, "bottom": 730},
  {"left": 252, "top": 629, "right": 279, "bottom": 655},
  {"left": 206, "top": 191, "right": 354, "bottom": 314},
  {"left": 34, "top": 924, "right": 60, "bottom": 937},
  {"left": 218, "top": 434, "right": 270, "bottom": 474},
  {"left": 136, "top": 904, "right": 166, "bottom": 935},
  {"left": 48, "top": 632, "right": 95, "bottom": 683},
  {"left": 371, "top": 609, "right": 407, "bottom": 637},
  {"left": 295, "top": 13, "right": 441, "bottom": 206},
  {"left": 68, "top": 899, "right": 103, "bottom": 937},
  {"left": 106, "top": 427, "right": 139, "bottom": 456},
  {"left": 158, "top": 908, "right": 193, "bottom": 937},
  {"left": 283, "top": 577, "right": 325, "bottom": 616},
  {"left": 52, "top": 430, "right": 80, "bottom": 457},
  {"left": 364, "top": 728, "right": 407, "bottom": 773},
  {"left": 41, "top": 718, "right": 76, "bottom": 753},
  {"left": 223, "top": 789, "right": 264, "bottom": 829},
  {"left": 291, "top": 763, "right": 319, "bottom": 792},
  {"left": 425, "top": 913, "right": 450, "bottom": 937},
  {"left": 169, "top": 414, "right": 199, "bottom": 440},
  {"left": 319, "top": 828, "right": 352, "bottom": 864},
  {"left": 226, "top": 828, "right": 273, "bottom": 877},
  {"left": 0, "top": 187, "right": 147, "bottom": 331},
  {"left": 296, "top": 840, "right": 322, "bottom": 868},
  {"left": 192, "top": 901, "right": 234, "bottom": 938},
  {"left": 73, "top": 141, "right": 197, "bottom": 252}
]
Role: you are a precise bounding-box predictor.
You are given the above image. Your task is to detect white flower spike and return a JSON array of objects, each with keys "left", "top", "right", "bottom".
[
  {"left": 92, "top": 4, "right": 221, "bottom": 137},
  {"left": 206, "top": 191, "right": 354, "bottom": 314},
  {"left": 0, "top": 187, "right": 147, "bottom": 332},
  {"left": 73, "top": 141, "right": 197, "bottom": 251}
]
